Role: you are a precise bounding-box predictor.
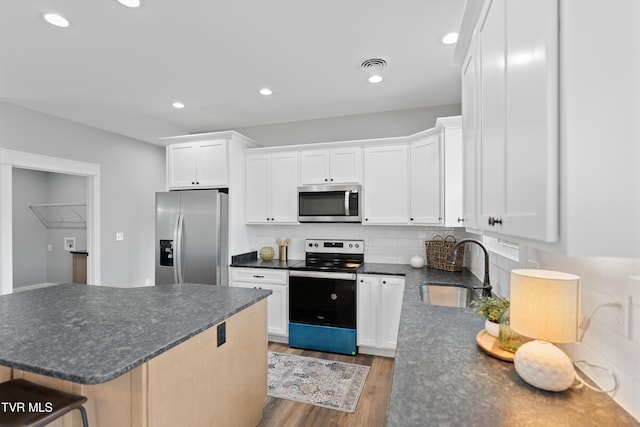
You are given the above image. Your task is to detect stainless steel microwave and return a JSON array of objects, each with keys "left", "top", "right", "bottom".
[{"left": 298, "top": 185, "right": 362, "bottom": 223}]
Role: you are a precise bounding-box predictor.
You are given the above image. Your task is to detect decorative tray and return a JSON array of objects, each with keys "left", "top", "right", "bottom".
[{"left": 475, "top": 330, "right": 514, "bottom": 362}]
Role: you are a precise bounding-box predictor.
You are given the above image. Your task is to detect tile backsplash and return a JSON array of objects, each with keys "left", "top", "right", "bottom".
[{"left": 248, "top": 224, "right": 466, "bottom": 264}]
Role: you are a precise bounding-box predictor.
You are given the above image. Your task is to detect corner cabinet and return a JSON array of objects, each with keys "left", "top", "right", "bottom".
[
  {"left": 245, "top": 151, "right": 298, "bottom": 223},
  {"left": 357, "top": 274, "right": 405, "bottom": 357},
  {"left": 299, "top": 147, "right": 363, "bottom": 185},
  {"left": 363, "top": 145, "right": 409, "bottom": 224},
  {"left": 229, "top": 268, "right": 288, "bottom": 340}
]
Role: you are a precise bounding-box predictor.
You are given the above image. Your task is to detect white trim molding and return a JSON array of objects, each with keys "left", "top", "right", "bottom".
[{"left": 0, "top": 149, "right": 101, "bottom": 294}]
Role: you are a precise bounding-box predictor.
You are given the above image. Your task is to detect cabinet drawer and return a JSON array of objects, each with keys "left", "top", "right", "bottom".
[{"left": 230, "top": 268, "right": 287, "bottom": 285}]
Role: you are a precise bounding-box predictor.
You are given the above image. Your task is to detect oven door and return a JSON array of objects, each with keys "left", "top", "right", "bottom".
[{"left": 289, "top": 270, "right": 356, "bottom": 329}]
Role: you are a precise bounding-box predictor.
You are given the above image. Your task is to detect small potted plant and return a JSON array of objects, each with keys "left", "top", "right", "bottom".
[{"left": 471, "top": 296, "right": 509, "bottom": 338}]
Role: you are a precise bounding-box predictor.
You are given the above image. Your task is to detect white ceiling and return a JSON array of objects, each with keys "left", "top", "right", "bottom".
[{"left": 0, "top": 0, "right": 466, "bottom": 145}]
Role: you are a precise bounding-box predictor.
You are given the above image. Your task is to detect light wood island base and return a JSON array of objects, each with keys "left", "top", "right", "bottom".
[{"left": 11, "top": 299, "right": 267, "bottom": 427}]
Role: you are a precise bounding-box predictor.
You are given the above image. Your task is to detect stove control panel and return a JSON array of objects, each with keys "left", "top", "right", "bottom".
[{"left": 305, "top": 239, "right": 364, "bottom": 254}]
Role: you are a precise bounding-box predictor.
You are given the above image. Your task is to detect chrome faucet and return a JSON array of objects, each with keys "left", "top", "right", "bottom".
[{"left": 447, "top": 238, "right": 492, "bottom": 297}]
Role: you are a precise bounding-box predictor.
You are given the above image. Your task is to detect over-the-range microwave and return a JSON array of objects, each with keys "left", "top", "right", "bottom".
[{"left": 297, "top": 185, "right": 362, "bottom": 223}]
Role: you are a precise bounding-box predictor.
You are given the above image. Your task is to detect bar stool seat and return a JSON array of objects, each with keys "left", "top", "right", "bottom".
[{"left": 0, "top": 378, "right": 88, "bottom": 427}]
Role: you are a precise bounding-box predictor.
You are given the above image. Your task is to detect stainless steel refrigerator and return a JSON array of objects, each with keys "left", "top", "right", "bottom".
[{"left": 155, "top": 190, "right": 229, "bottom": 286}]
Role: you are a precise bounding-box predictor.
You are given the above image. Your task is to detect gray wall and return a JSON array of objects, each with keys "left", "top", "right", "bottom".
[
  {"left": 12, "top": 169, "right": 87, "bottom": 288},
  {"left": 234, "top": 104, "right": 461, "bottom": 146},
  {"left": 1, "top": 102, "right": 166, "bottom": 287}
]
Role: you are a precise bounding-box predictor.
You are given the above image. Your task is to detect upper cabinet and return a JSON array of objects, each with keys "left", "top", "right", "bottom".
[
  {"left": 163, "top": 131, "right": 258, "bottom": 191},
  {"left": 299, "top": 147, "right": 362, "bottom": 185},
  {"left": 460, "top": 0, "right": 558, "bottom": 242},
  {"left": 457, "top": 0, "right": 639, "bottom": 256},
  {"left": 245, "top": 151, "right": 298, "bottom": 224},
  {"left": 363, "top": 145, "right": 409, "bottom": 224}
]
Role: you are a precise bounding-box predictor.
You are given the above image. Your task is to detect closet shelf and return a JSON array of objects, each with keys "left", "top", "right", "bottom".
[{"left": 28, "top": 203, "right": 87, "bottom": 229}]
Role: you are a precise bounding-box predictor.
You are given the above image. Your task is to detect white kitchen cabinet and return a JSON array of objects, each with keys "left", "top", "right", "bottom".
[
  {"left": 363, "top": 145, "right": 409, "bottom": 224},
  {"left": 230, "top": 268, "right": 288, "bottom": 338},
  {"left": 409, "top": 134, "right": 442, "bottom": 225},
  {"left": 245, "top": 151, "right": 298, "bottom": 224},
  {"left": 409, "top": 117, "right": 464, "bottom": 227},
  {"left": 357, "top": 274, "right": 405, "bottom": 356},
  {"left": 462, "top": 0, "right": 558, "bottom": 242},
  {"left": 299, "top": 147, "right": 362, "bottom": 185},
  {"left": 167, "top": 140, "right": 227, "bottom": 189},
  {"left": 461, "top": 35, "right": 480, "bottom": 230}
]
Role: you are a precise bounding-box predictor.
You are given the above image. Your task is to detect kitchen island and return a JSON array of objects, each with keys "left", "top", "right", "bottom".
[
  {"left": 0, "top": 283, "right": 271, "bottom": 426},
  {"left": 386, "top": 269, "right": 639, "bottom": 426}
]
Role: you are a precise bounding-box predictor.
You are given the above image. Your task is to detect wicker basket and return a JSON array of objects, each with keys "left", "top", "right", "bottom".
[{"left": 425, "top": 235, "right": 464, "bottom": 272}]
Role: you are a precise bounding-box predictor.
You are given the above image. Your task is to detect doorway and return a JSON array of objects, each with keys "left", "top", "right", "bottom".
[{"left": 0, "top": 148, "right": 101, "bottom": 295}]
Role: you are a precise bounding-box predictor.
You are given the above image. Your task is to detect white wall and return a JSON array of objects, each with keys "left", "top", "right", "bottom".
[
  {"left": 0, "top": 102, "right": 166, "bottom": 287},
  {"left": 235, "top": 104, "right": 461, "bottom": 146}
]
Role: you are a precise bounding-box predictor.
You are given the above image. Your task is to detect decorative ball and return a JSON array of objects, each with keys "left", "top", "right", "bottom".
[
  {"left": 259, "top": 246, "right": 275, "bottom": 261},
  {"left": 410, "top": 255, "right": 425, "bottom": 268}
]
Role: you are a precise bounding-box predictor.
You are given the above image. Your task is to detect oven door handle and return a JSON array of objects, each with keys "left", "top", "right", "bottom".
[{"left": 289, "top": 270, "right": 357, "bottom": 281}]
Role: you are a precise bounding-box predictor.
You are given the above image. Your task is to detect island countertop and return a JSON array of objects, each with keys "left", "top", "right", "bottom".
[
  {"left": 386, "top": 269, "right": 639, "bottom": 426},
  {"left": 0, "top": 283, "right": 270, "bottom": 385}
]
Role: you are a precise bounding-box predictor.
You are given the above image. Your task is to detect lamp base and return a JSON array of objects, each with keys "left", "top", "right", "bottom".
[{"left": 514, "top": 340, "right": 576, "bottom": 392}]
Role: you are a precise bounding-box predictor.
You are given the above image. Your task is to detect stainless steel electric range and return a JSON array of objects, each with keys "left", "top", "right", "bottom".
[{"left": 288, "top": 239, "right": 364, "bottom": 356}]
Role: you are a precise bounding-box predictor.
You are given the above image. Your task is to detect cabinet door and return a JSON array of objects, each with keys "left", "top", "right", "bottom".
[
  {"left": 409, "top": 135, "right": 442, "bottom": 225},
  {"left": 363, "top": 145, "right": 409, "bottom": 224},
  {"left": 357, "top": 276, "right": 378, "bottom": 347},
  {"left": 196, "top": 140, "right": 227, "bottom": 187},
  {"left": 245, "top": 155, "right": 271, "bottom": 223},
  {"left": 168, "top": 143, "right": 198, "bottom": 188},
  {"left": 299, "top": 150, "right": 330, "bottom": 184},
  {"left": 260, "top": 283, "right": 288, "bottom": 336},
  {"left": 378, "top": 277, "right": 405, "bottom": 350},
  {"left": 461, "top": 38, "right": 480, "bottom": 229},
  {"left": 503, "top": 0, "right": 558, "bottom": 241},
  {"left": 478, "top": 0, "right": 507, "bottom": 230},
  {"left": 329, "top": 147, "right": 363, "bottom": 184},
  {"left": 270, "top": 152, "right": 299, "bottom": 223},
  {"left": 443, "top": 127, "right": 464, "bottom": 227}
]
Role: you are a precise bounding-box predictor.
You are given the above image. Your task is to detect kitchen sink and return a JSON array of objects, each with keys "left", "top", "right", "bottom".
[{"left": 419, "top": 283, "right": 473, "bottom": 308}]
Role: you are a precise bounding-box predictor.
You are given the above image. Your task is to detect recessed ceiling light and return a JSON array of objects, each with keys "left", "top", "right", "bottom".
[
  {"left": 44, "top": 13, "right": 70, "bottom": 28},
  {"left": 259, "top": 88, "right": 273, "bottom": 96},
  {"left": 442, "top": 32, "right": 459, "bottom": 45},
  {"left": 368, "top": 75, "right": 383, "bottom": 84},
  {"left": 117, "top": 0, "right": 141, "bottom": 7},
  {"left": 171, "top": 102, "right": 185, "bottom": 109}
]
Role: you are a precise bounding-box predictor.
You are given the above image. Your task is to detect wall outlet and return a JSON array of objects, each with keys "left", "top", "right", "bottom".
[
  {"left": 115, "top": 232, "right": 124, "bottom": 241},
  {"left": 612, "top": 296, "right": 631, "bottom": 339}
]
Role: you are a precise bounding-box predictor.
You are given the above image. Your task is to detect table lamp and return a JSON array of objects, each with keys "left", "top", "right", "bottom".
[{"left": 509, "top": 269, "right": 581, "bottom": 392}]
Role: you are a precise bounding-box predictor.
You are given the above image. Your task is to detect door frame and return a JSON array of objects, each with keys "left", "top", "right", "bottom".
[{"left": 0, "top": 149, "right": 101, "bottom": 294}]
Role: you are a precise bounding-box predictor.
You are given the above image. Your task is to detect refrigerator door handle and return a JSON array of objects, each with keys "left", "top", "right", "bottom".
[
  {"left": 172, "top": 214, "right": 180, "bottom": 284},
  {"left": 176, "top": 214, "right": 185, "bottom": 283}
]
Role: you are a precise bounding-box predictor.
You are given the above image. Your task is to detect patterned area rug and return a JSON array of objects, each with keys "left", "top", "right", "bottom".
[{"left": 267, "top": 351, "right": 370, "bottom": 413}]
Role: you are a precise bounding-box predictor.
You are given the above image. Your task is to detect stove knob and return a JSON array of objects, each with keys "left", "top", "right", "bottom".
[
  {"left": 308, "top": 243, "right": 313, "bottom": 247},
  {"left": 348, "top": 244, "right": 353, "bottom": 248},
  {"left": 355, "top": 244, "right": 359, "bottom": 248},
  {"left": 314, "top": 243, "right": 319, "bottom": 248}
]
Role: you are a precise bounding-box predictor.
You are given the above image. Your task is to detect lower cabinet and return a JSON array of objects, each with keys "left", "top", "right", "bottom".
[
  {"left": 357, "top": 274, "right": 405, "bottom": 356},
  {"left": 230, "top": 268, "right": 288, "bottom": 339}
]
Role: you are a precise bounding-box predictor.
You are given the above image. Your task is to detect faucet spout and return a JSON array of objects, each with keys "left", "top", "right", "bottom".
[{"left": 447, "top": 238, "right": 492, "bottom": 298}]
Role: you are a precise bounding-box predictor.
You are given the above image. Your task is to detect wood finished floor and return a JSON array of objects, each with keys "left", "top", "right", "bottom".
[{"left": 259, "top": 342, "right": 394, "bottom": 427}]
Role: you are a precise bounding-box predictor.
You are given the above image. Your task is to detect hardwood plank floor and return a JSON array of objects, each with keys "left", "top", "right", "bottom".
[{"left": 259, "top": 342, "right": 394, "bottom": 427}]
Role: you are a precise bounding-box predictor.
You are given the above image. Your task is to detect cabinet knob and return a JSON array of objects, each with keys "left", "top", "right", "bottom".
[
  {"left": 271, "top": 218, "right": 275, "bottom": 221},
  {"left": 324, "top": 178, "right": 328, "bottom": 182},
  {"left": 457, "top": 217, "right": 464, "bottom": 223},
  {"left": 192, "top": 181, "right": 195, "bottom": 185},
  {"left": 410, "top": 217, "right": 414, "bottom": 221},
  {"left": 330, "top": 178, "right": 334, "bottom": 182},
  {"left": 360, "top": 279, "right": 364, "bottom": 283},
  {"left": 382, "top": 280, "right": 387, "bottom": 284},
  {"left": 488, "top": 217, "right": 503, "bottom": 226},
  {"left": 365, "top": 218, "right": 368, "bottom": 221}
]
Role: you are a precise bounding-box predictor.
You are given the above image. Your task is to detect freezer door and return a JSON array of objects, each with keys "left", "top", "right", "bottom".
[
  {"left": 180, "top": 190, "right": 221, "bottom": 285},
  {"left": 155, "top": 192, "right": 181, "bottom": 285}
]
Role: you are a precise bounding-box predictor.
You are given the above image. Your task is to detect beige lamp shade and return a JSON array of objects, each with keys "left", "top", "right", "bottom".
[{"left": 510, "top": 269, "right": 580, "bottom": 344}]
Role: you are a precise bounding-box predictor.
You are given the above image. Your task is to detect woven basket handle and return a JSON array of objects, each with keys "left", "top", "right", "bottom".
[
  {"left": 431, "top": 235, "right": 445, "bottom": 243},
  {"left": 444, "top": 235, "right": 457, "bottom": 243}
]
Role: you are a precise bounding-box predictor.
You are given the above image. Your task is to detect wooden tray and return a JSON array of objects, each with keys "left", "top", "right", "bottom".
[{"left": 475, "top": 330, "right": 514, "bottom": 362}]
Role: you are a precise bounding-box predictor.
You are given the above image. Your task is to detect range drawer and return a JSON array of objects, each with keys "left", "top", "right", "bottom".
[{"left": 230, "top": 268, "right": 288, "bottom": 285}]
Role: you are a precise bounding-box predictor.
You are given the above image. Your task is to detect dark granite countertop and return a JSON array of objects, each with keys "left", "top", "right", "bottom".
[
  {"left": 0, "top": 283, "right": 270, "bottom": 385},
  {"left": 386, "top": 269, "right": 639, "bottom": 426}
]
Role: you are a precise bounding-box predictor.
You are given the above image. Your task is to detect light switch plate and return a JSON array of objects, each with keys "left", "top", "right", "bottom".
[{"left": 116, "top": 232, "right": 124, "bottom": 241}]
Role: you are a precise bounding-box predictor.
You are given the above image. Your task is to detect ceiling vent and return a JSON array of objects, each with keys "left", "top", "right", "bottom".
[{"left": 359, "top": 58, "right": 387, "bottom": 73}]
